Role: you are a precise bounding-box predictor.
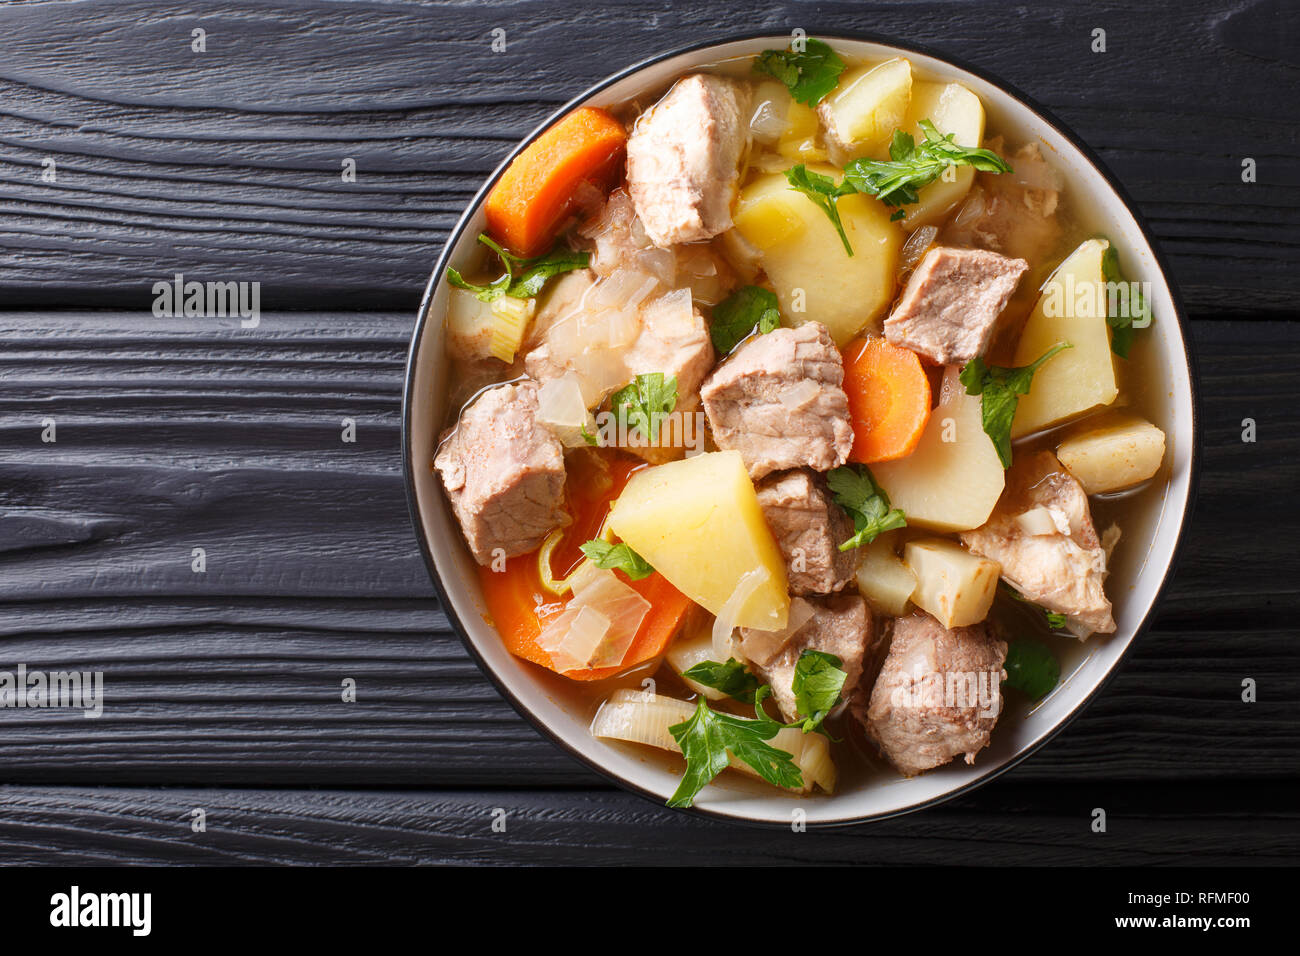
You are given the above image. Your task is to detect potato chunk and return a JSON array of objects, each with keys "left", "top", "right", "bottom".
[
  {"left": 1011, "top": 238, "right": 1119, "bottom": 438},
  {"left": 854, "top": 532, "right": 917, "bottom": 618},
  {"left": 903, "top": 538, "right": 999, "bottom": 628},
  {"left": 872, "top": 366, "right": 1006, "bottom": 532},
  {"left": 899, "top": 81, "right": 985, "bottom": 229},
  {"left": 607, "top": 451, "right": 789, "bottom": 631},
  {"left": 817, "top": 57, "right": 912, "bottom": 160},
  {"left": 732, "top": 170, "right": 901, "bottom": 344},
  {"left": 1056, "top": 413, "right": 1166, "bottom": 494}
]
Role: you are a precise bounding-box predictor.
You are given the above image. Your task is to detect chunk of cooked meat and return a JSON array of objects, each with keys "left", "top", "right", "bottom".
[
  {"left": 884, "top": 246, "right": 1028, "bottom": 364},
  {"left": 743, "top": 593, "right": 871, "bottom": 723},
  {"left": 941, "top": 140, "right": 1063, "bottom": 266},
  {"left": 434, "top": 380, "right": 569, "bottom": 565},
  {"left": 961, "top": 450, "right": 1116, "bottom": 638},
  {"left": 756, "top": 470, "right": 857, "bottom": 595},
  {"left": 859, "top": 611, "right": 1007, "bottom": 776},
  {"left": 626, "top": 74, "right": 748, "bottom": 247},
  {"left": 700, "top": 322, "right": 854, "bottom": 479}
]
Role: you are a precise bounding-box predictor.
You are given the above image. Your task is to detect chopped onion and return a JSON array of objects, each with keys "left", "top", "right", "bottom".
[
  {"left": 641, "top": 288, "right": 695, "bottom": 338},
  {"left": 749, "top": 84, "right": 790, "bottom": 143},
  {"left": 1014, "top": 506, "right": 1068, "bottom": 537},
  {"left": 536, "top": 372, "right": 596, "bottom": 448},
  {"left": 591, "top": 689, "right": 833, "bottom": 795},
  {"left": 1010, "top": 156, "right": 1064, "bottom": 192},
  {"left": 740, "top": 597, "right": 814, "bottom": 666},
  {"left": 899, "top": 225, "right": 939, "bottom": 274},
  {"left": 536, "top": 568, "right": 651, "bottom": 674},
  {"left": 712, "top": 567, "right": 769, "bottom": 663},
  {"left": 665, "top": 620, "right": 731, "bottom": 700},
  {"left": 951, "top": 188, "right": 986, "bottom": 230}
]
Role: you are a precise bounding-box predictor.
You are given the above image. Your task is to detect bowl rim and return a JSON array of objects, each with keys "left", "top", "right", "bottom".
[{"left": 401, "top": 29, "right": 1201, "bottom": 829}]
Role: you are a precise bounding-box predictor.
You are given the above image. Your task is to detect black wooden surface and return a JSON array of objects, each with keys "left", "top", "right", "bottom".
[{"left": 0, "top": 0, "right": 1297, "bottom": 865}]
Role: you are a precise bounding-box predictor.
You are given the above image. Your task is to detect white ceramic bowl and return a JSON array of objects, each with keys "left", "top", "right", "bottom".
[{"left": 403, "top": 33, "right": 1198, "bottom": 826}]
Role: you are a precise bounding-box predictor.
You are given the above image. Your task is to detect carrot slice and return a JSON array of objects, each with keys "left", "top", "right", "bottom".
[
  {"left": 484, "top": 106, "right": 628, "bottom": 257},
  {"left": 842, "top": 337, "right": 932, "bottom": 463},
  {"left": 477, "top": 450, "right": 692, "bottom": 681}
]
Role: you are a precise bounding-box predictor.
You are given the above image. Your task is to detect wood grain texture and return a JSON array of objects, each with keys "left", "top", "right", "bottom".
[
  {"left": 0, "top": 782, "right": 1294, "bottom": 865},
  {"left": 0, "top": 318, "right": 1295, "bottom": 788},
  {"left": 0, "top": 0, "right": 1296, "bottom": 863},
  {"left": 0, "top": 0, "right": 1295, "bottom": 314}
]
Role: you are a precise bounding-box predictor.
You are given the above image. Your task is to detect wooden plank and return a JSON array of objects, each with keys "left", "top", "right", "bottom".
[
  {"left": 0, "top": 782, "right": 1293, "bottom": 865},
  {"left": 0, "top": 0, "right": 1294, "bottom": 313},
  {"left": 0, "top": 314, "right": 1294, "bottom": 785}
]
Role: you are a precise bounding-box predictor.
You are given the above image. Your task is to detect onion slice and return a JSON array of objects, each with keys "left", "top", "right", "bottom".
[{"left": 712, "top": 567, "right": 769, "bottom": 663}]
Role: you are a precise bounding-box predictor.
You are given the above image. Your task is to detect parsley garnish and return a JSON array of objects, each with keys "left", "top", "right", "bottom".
[
  {"left": 1002, "top": 639, "right": 1061, "bottom": 700},
  {"left": 843, "top": 121, "right": 1013, "bottom": 211},
  {"left": 611, "top": 372, "right": 677, "bottom": 444},
  {"left": 666, "top": 686, "right": 803, "bottom": 808},
  {"left": 1100, "top": 242, "right": 1149, "bottom": 360},
  {"left": 578, "top": 540, "right": 654, "bottom": 580},
  {"left": 827, "top": 464, "right": 907, "bottom": 551},
  {"left": 785, "top": 165, "right": 856, "bottom": 256},
  {"left": 790, "top": 650, "right": 847, "bottom": 734},
  {"left": 1002, "top": 583, "right": 1071, "bottom": 631},
  {"left": 752, "top": 38, "right": 845, "bottom": 106},
  {"left": 446, "top": 233, "right": 589, "bottom": 302},
  {"left": 959, "top": 342, "right": 1072, "bottom": 468},
  {"left": 681, "top": 658, "right": 761, "bottom": 703},
  {"left": 710, "top": 285, "right": 782, "bottom": 355}
]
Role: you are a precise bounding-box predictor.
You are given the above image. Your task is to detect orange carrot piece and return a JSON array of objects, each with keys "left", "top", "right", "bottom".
[
  {"left": 477, "top": 450, "right": 692, "bottom": 681},
  {"left": 842, "top": 337, "right": 932, "bottom": 464},
  {"left": 485, "top": 106, "right": 628, "bottom": 257}
]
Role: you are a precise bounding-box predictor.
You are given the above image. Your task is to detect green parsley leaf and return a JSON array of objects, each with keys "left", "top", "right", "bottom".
[
  {"left": 843, "top": 120, "right": 1013, "bottom": 211},
  {"left": 681, "top": 658, "right": 761, "bottom": 704},
  {"left": 579, "top": 421, "right": 600, "bottom": 447},
  {"left": 1002, "top": 639, "right": 1061, "bottom": 700},
  {"left": 790, "top": 649, "right": 847, "bottom": 734},
  {"left": 666, "top": 695, "right": 803, "bottom": 808},
  {"left": 446, "top": 267, "right": 511, "bottom": 302},
  {"left": 710, "top": 285, "right": 782, "bottom": 355},
  {"left": 578, "top": 539, "right": 654, "bottom": 580},
  {"left": 1100, "top": 242, "right": 1149, "bottom": 360},
  {"left": 784, "top": 165, "right": 856, "bottom": 256},
  {"left": 827, "top": 464, "right": 907, "bottom": 551},
  {"left": 1001, "top": 582, "right": 1072, "bottom": 632},
  {"left": 611, "top": 372, "right": 678, "bottom": 444},
  {"left": 959, "top": 342, "right": 1072, "bottom": 469},
  {"left": 444, "top": 233, "right": 589, "bottom": 302},
  {"left": 752, "top": 38, "right": 845, "bottom": 106}
]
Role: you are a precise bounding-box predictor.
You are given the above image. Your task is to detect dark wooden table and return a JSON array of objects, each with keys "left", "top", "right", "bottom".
[{"left": 1, "top": 0, "right": 1296, "bottom": 865}]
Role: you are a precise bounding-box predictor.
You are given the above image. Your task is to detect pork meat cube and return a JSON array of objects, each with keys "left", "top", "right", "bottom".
[
  {"left": 884, "top": 246, "right": 1028, "bottom": 364},
  {"left": 859, "top": 611, "right": 1007, "bottom": 777},
  {"left": 961, "top": 450, "right": 1116, "bottom": 638},
  {"left": 743, "top": 593, "right": 871, "bottom": 724},
  {"left": 626, "top": 74, "right": 748, "bottom": 248},
  {"left": 756, "top": 470, "right": 857, "bottom": 595},
  {"left": 434, "top": 380, "right": 569, "bottom": 565},
  {"left": 700, "top": 322, "right": 854, "bottom": 479}
]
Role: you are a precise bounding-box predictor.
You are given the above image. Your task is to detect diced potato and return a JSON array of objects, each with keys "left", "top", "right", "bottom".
[
  {"left": 817, "top": 57, "right": 912, "bottom": 160},
  {"left": 854, "top": 532, "right": 917, "bottom": 617},
  {"left": 903, "top": 538, "right": 1000, "bottom": 628},
  {"left": 899, "top": 81, "right": 985, "bottom": 229},
  {"left": 775, "top": 101, "right": 827, "bottom": 163},
  {"left": 1011, "top": 238, "right": 1119, "bottom": 438},
  {"left": 732, "top": 170, "right": 901, "bottom": 344},
  {"left": 608, "top": 451, "right": 789, "bottom": 631},
  {"left": 1057, "top": 413, "right": 1166, "bottom": 494},
  {"left": 872, "top": 366, "right": 1006, "bottom": 532}
]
